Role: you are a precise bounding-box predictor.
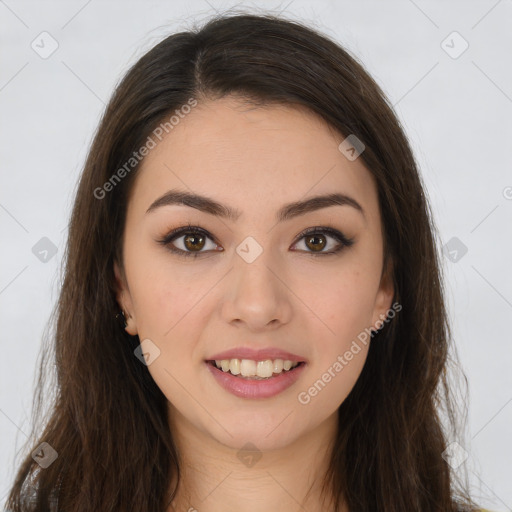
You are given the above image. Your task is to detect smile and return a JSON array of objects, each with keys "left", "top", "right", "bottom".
[
  {"left": 210, "top": 358, "right": 302, "bottom": 379},
  {"left": 205, "top": 359, "right": 307, "bottom": 399}
]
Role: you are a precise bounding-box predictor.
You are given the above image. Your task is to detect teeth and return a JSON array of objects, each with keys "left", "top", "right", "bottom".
[
  {"left": 229, "top": 358, "right": 240, "bottom": 375},
  {"left": 213, "top": 358, "right": 300, "bottom": 379},
  {"left": 273, "top": 359, "right": 284, "bottom": 373}
]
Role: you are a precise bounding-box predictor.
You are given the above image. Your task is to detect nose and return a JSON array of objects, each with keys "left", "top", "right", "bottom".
[{"left": 220, "top": 250, "right": 293, "bottom": 332}]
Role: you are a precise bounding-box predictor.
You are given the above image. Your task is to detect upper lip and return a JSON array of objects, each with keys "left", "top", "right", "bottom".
[{"left": 206, "top": 347, "right": 307, "bottom": 363}]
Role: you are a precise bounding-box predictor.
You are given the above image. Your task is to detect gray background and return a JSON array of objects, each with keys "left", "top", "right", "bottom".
[{"left": 1, "top": 0, "right": 511, "bottom": 509}]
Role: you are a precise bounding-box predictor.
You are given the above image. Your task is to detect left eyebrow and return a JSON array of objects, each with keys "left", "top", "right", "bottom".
[{"left": 145, "top": 189, "right": 366, "bottom": 223}]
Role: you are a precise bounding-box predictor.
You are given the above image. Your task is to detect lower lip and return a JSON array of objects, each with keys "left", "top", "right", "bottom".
[{"left": 205, "top": 361, "right": 307, "bottom": 399}]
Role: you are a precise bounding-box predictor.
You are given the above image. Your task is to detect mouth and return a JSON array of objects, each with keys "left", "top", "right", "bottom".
[
  {"left": 204, "top": 358, "right": 307, "bottom": 399},
  {"left": 205, "top": 359, "right": 306, "bottom": 380}
]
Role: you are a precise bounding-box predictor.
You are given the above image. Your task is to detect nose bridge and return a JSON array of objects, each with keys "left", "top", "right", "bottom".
[{"left": 222, "top": 237, "right": 292, "bottom": 328}]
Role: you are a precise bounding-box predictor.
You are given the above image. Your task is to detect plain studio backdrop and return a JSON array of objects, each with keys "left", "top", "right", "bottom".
[{"left": 1, "top": 0, "right": 511, "bottom": 510}]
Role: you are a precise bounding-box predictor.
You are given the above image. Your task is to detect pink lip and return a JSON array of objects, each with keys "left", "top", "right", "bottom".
[
  {"left": 205, "top": 361, "right": 307, "bottom": 399},
  {"left": 206, "top": 347, "right": 307, "bottom": 363}
]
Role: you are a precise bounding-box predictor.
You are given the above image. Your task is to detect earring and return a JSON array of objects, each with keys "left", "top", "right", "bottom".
[
  {"left": 371, "top": 318, "right": 387, "bottom": 337},
  {"left": 116, "top": 310, "right": 128, "bottom": 328}
]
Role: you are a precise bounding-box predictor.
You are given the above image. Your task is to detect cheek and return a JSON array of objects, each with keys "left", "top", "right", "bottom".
[
  {"left": 124, "top": 238, "right": 211, "bottom": 336},
  {"left": 135, "top": 273, "right": 214, "bottom": 342},
  {"left": 300, "top": 263, "right": 377, "bottom": 407},
  {"left": 134, "top": 274, "right": 212, "bottom": 402},
  {"left": 318, "top": 267, "right": 379, "bottom": 342}
]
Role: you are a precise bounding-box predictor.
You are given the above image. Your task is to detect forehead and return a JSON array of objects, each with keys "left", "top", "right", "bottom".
[{"left": 129, "top": 96, "right": 380, "bottom": 224}]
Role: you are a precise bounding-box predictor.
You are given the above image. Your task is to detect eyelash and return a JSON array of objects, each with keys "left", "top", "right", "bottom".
[{"left": 156, "top": 223, "right": 355, "bottom": 258}]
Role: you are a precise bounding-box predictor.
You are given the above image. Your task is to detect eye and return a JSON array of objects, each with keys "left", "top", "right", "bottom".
[
  {"left": 157, "top": 224, "right": 221, "bottom": 258},
  {"left": 291, "top": 226, "right": 354, "bottom": 256}
]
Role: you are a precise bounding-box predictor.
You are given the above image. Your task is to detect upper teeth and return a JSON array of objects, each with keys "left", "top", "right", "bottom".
[{"left": 214, "top": 359, "right": 300, "bottom": 378}]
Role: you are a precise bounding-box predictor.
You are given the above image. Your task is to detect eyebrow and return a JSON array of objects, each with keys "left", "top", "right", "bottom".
[{"left": 145, "top": 189, "right": 365, "bottom": 223}]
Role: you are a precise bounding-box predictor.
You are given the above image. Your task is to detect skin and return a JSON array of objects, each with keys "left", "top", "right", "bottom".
[{"left": 114, "top": 96, "right": 394, "bottom": 512}]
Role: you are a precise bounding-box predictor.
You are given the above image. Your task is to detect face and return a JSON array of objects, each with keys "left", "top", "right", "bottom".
[{"left": 115, "top": 96, "right": 394, "bottom": 451}]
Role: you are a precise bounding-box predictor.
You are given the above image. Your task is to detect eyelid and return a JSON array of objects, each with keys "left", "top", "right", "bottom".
[
  {"left": 157, "top": 224, "right": 220, "bottom": 258},
  {"left": 293, "top": 225, "right": 355, "bottom": 249},
  {"left": 158, "top": 224, "right": 215, "bottom": 243},
  {"left": 157, "top": 223, "right": 354, "bottom": 257}
]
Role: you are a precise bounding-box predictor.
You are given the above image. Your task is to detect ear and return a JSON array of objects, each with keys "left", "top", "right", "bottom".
[
  {"left": 370, "top": 256, "right": 395, "bottom": 332},
  {"left": 113, "top": 261, "right": 138, "bottom": 336}
]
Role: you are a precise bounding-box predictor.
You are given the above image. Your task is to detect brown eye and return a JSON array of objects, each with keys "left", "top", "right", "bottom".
[
  {"left": 304, "top": 234, "right": 326, "bottom": 252},
  {"left": 158, "top": 224, "right": 354, "bottom": 259},
  {"left": 292, "top": 226, "right": 355, "bottom": 256},
  {"left": 183, "top": 233, "right": 206, "bottom": 252},
  {"left": 157, "top": 225, "right": 221, "bottom": 258}
]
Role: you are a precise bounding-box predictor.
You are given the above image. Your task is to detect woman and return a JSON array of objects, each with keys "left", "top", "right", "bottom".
[{"left": 6, "top": 12, "right": 483, "bottom": 512}]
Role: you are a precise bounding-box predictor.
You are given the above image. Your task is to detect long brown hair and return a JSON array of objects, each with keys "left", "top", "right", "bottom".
[{"left": 6, "top": 12, "right": 479, "bottom": 512}]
